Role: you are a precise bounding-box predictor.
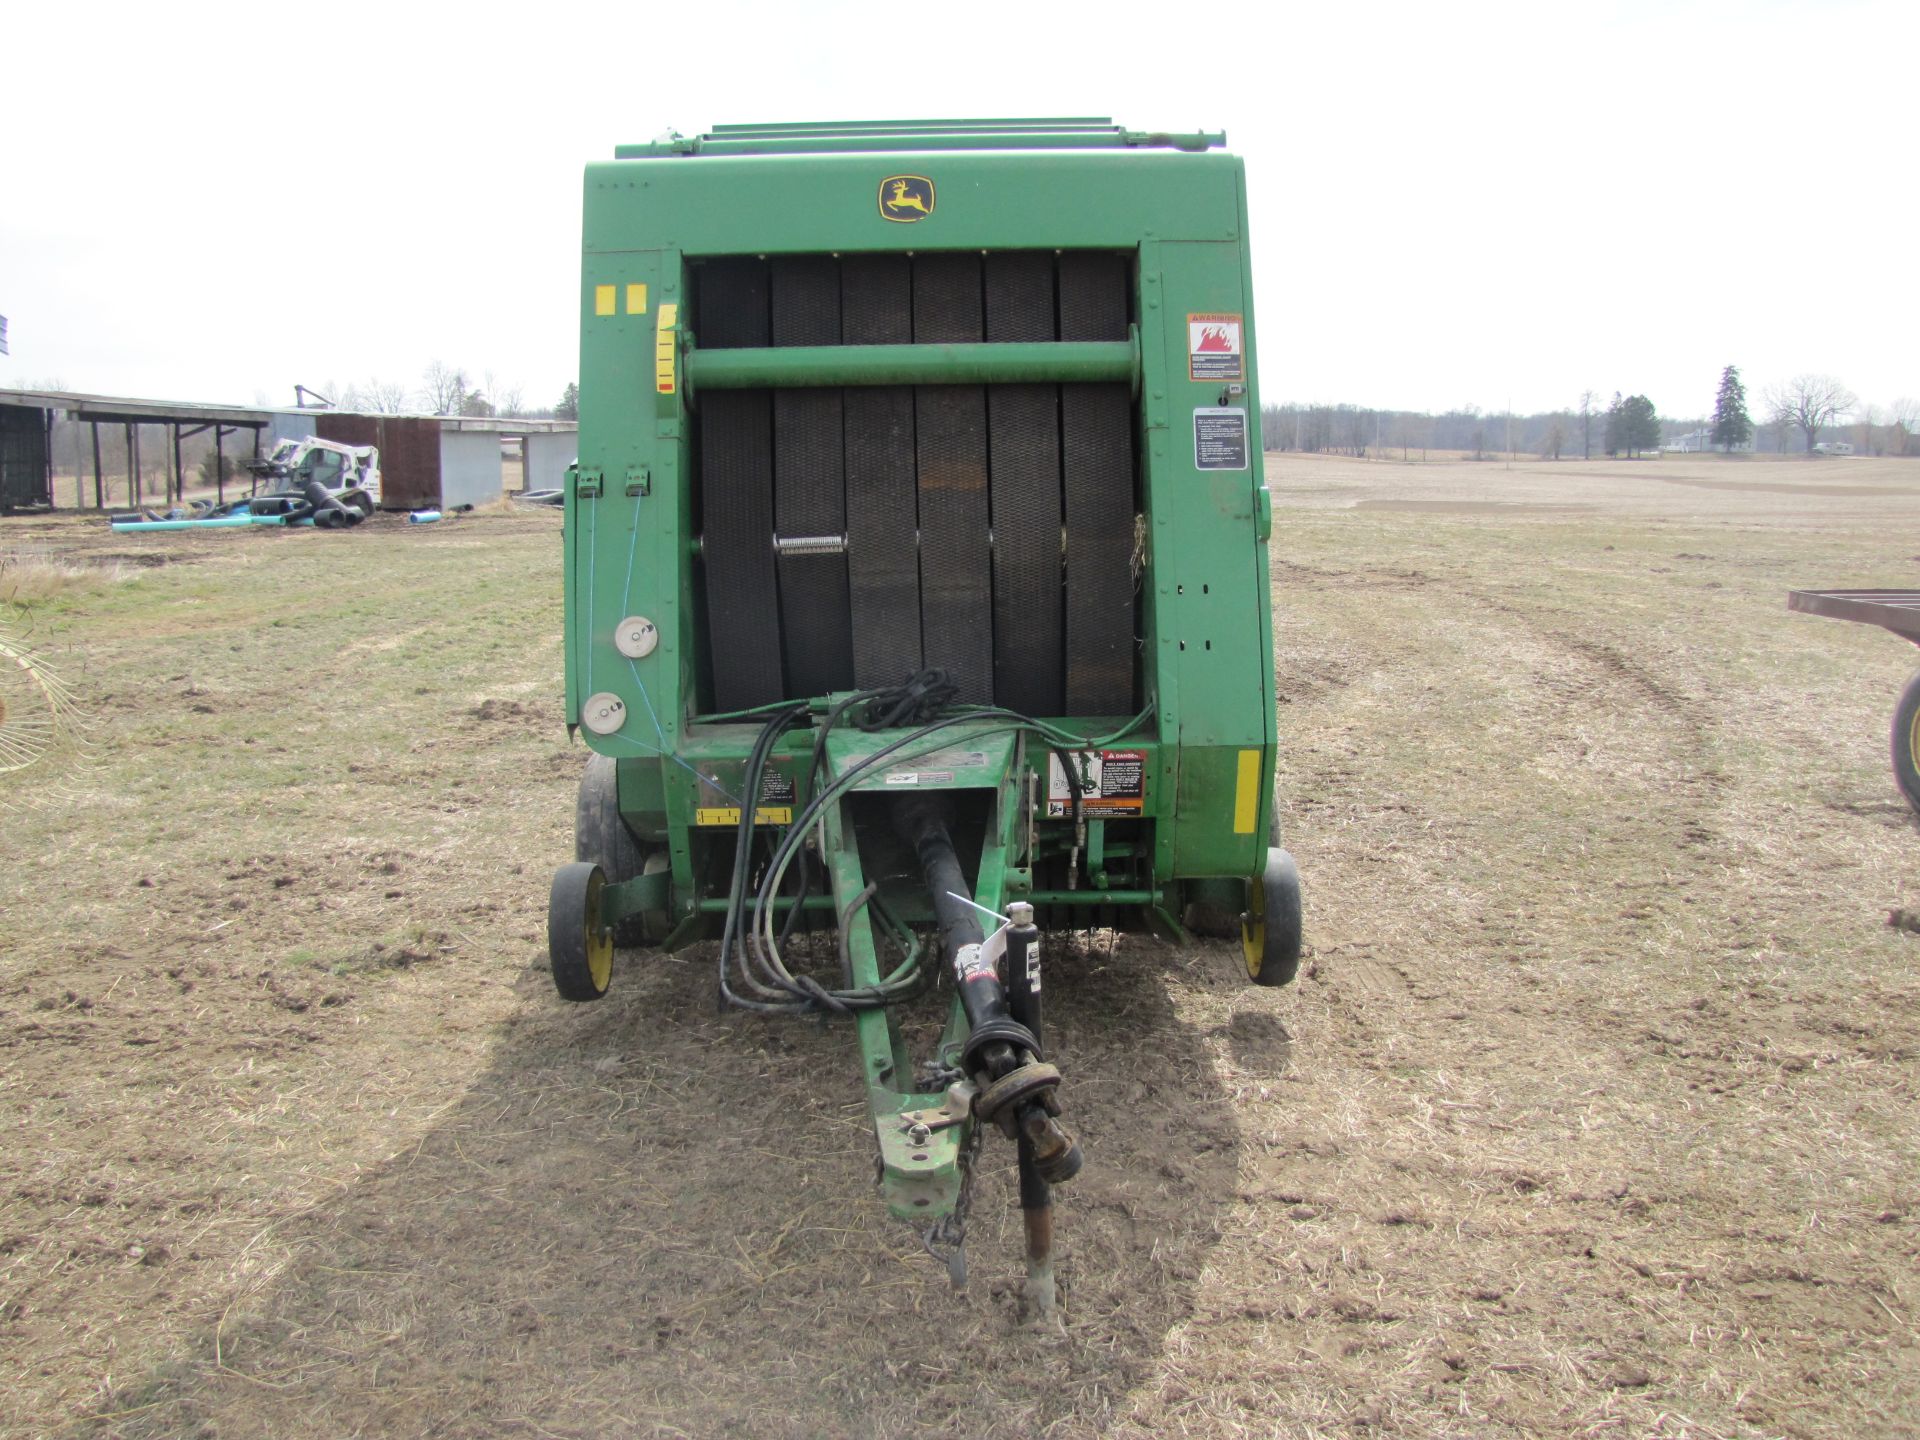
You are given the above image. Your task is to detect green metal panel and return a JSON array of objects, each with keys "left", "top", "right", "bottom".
[{"left": 582, "top": 151, "right": 1246, "bottom": 256}]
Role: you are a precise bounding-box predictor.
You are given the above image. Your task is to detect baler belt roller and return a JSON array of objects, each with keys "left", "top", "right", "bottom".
[
  {"left": 913, "top": 254, "right": 993, "bottom": 704},
  {"left": 697, "top": 258, "right": 787, "bottom": 711},
  {"left": 985, "top": 252, "right": 1065, "bottom": 718},
  {"left": 1058, "top": 252, "right": 1136, "bottom": 716},
  {"left": 842, "top": 256, "right": 924, "bottom": 690},
  {"left": 771, "top": 256, "right": 856, "bottom": 698},
  {"left": 694, "top": 251, "right": 1139, "bottom": 715}
]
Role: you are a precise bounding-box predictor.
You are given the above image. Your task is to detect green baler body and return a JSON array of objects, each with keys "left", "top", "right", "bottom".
[{"left": 566, "top": 120, "right": 1277, "bottom": 935}]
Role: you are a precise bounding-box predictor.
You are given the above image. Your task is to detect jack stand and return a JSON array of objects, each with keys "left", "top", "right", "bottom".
[{"left": 1006, "top": 901, "right": 1063, "bottom": 1330}]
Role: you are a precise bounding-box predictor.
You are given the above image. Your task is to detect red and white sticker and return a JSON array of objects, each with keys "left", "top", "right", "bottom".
[
  {"left": 1188, "top": 313, "right": 1244, "bottom": 381},
  {"left": 1047, "top": 749, "right": 1147, "bottom": 818}
]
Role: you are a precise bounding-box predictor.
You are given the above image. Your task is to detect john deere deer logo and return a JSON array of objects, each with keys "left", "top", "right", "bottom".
[{"left": 879, "top": 175, "right": 935, "bottom": 222}]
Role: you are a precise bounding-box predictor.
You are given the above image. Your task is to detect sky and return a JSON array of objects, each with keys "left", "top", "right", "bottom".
[{"left": 2, "top": 0, "right": 1913, "bottom": 420}]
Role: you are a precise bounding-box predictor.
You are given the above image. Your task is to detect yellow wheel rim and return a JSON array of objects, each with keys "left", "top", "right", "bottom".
[
  {"left": 1241, "top": 877, "right": 1266, "bottom": 981},
  {"left": 1908, "top": 706, "right": 1920, "bottom": 774},
  {"left": 584, "top": 868, "right": 614, "bottom": 991}
]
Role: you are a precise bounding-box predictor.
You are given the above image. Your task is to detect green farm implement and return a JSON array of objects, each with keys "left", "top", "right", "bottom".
[{"left": 548, "top": 119, "right": 1300, "bottom": 1315}]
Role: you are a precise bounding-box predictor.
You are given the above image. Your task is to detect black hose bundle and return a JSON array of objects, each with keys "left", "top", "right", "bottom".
[{"left": 714, "top": 668, "right": 1156, "bottom": 1018}]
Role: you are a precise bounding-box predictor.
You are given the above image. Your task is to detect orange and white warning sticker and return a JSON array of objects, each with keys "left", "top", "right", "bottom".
[{"left": 1188, "top": 313, "right": 1244, "bottom": 382}]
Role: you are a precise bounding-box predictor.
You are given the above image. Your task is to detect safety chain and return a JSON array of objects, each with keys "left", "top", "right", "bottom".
[{"left": 920, "top": 1117, "right": 984, "bottom": 1289}]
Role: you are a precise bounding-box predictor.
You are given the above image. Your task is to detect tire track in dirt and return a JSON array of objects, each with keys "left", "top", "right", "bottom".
[{"left": 1224, "top": 555, "right": 1920, "bottom": 1440}]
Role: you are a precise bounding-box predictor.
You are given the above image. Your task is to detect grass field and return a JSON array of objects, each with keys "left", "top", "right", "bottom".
[{"left": 2, "top": 452, "right": 1917, "bottom": 1439}]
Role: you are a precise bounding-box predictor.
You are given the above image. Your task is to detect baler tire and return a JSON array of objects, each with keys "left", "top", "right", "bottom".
[
  {"left": 1182, "top": 899, "right": 1240, "bottom": 940},
  {"left": 1244, "top": 847, "right": 1304, "bottom": 988},
  {"left": 575, "top": 753, "right": 667, "bottom": 945},
  {"left": 1891, "top": 670, "right": 1920, "bottom": 814},
  {"left": 1186, "top": 809, "right": 1284, "bottom": 940},
  {"left": 549, "top": 861, "right": 614, "bottom": 1002}
]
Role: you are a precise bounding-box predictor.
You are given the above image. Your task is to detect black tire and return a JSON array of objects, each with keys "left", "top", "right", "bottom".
[
  {"left": 575, "top": 753, "right": 667, "bottom": 944},
  {"left": 1245, "top": 847, "right": 1304, "bottom": 987},
  {"left": 548, "top": 861, "right": 613, "bottom": 1002},
  {"left": 1184, "top": 808, "right": 1283, "bottom": 941},
  {"left": 1182, "top": 896, "right": 1241, "bottom": 939},
  {"left": 1893, "top": 671, "right": 1920, "bottom": 814}
]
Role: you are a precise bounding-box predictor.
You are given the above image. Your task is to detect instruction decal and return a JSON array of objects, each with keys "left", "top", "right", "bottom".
[
  {"left": 1193, "top": 407, "right": 1250, "bottom": 471},
  {"left": 1047, "top": 749, "right": 1147, "bottom": 819},
  {"left": 696, "top": 764, "right": 795, "bottom": 826},
  {"left": 1187, "top": 313, "right": 1244, "bottom": 381}
]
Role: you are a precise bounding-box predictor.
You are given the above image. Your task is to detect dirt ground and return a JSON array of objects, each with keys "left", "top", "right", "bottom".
[{"left": 2, "top": 453, "right": 1918, "bottom": 1439}]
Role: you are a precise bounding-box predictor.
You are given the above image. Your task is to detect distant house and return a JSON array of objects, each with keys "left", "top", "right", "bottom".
[
  {"left": 1812, "top": 441, "right": 1855, "bottom": 456},
  {"left": 1662, "top": 428, "right": 1752, "bottom": 454}
]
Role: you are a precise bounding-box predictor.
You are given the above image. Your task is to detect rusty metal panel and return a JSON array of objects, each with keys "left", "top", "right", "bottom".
[{"left": 311, "top": 414, "right": 443, "bottom": 510}]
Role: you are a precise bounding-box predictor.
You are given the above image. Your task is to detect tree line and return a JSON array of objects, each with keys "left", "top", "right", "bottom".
[
  {"left": 319, "top": 362, "right": 567, "bottom": 420},
  {"left": 1261, "top": 370, "right": 1918, "bottom": 460}
]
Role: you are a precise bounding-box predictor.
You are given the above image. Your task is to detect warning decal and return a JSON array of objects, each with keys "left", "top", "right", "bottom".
[
  {"left": 1194, "top": 407, "right": 1250, "bottom": 471},
  {"left": 1188, "top": 313, "right": 1244, "bottom": 381},
  {"left": 1047, "top": 749, "right": 1148, "bottom": 819}
]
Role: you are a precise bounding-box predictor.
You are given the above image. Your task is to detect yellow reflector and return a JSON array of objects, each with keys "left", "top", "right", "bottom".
[
  {"left": 655, "top": 302, "right": 679, "bottom": 394},
  {"left": 593, "top": 284, "right": 616, "bottom": 317},
  {"left": 626, "top": 283, "right": 648, "bottom": 315},
  {"left": 1233, "top": 748, "right": 1261, "bottom": 835}
]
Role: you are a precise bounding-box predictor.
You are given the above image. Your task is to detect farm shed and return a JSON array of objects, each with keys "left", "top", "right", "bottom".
[{"left": 0, "top": 387, "right": 270, "bottom": 511}]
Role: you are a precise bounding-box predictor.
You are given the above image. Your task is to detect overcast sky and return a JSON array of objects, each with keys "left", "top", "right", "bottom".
[{"left": 3, "top": 0, "right": 1912, "bottom": 420}]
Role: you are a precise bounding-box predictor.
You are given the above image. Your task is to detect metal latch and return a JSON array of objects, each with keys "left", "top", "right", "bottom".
[
  {"left": 899, "top": 1080, "right": 977, "bottom": 1134},
  {"left": 573, "top": 465, "right": 603, "bottom": 499},
  {"left": 625, "top": 466, "right": 650, "bottom": 497}
]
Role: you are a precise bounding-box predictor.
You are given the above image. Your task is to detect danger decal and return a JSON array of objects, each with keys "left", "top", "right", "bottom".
[{"left": 1046, "top": 749, "right": 1148, "bottom": 819}]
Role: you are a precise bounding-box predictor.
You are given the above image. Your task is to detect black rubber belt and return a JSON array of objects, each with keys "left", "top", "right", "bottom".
[
  {"left": 1058, "top": 252, "right": 1136, "bottom": 715},
  {"left": 841, "top": 255, "right": 922, "bottom": 690},
  {"left": 696, "top": 258, "right": 786, "bottom": 711},
  {"left": 770, "top": 256, "right": 854, "bottom": 699},
  {"left": 912, "top": 254, "right": 993, "bottom": 704},
  {"left": 984, "top": 253, "right": 1064, "bottom": 716}
]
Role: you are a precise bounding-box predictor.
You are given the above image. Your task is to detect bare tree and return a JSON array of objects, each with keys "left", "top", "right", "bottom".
[
  {"left": 1764, "top": 401, "right": 1797, "bottom": 453},
  {"left": 421, "top": 360, "right": 469, "bottom": 416},
  {"left": 360, "top": 378, "right": 411, "bottom": 413},
  {"left": 1854, "top": 402, "right": 1881, "bottom": 456},
  {"left": 1577, "top": 390, "right": 1597, "bottom": 459},
  {"left": 1892, "top": 397, "right": 1920, "bottom": 456},
  {"left": 1541, "top": 418, "right": 1567, "bottom": 460},
  {"left": 1766, "top": 373, "right": 1857, "bottom": 452},
  {"left": 482, "top": 370, "right": 526, "bottom": 419}
]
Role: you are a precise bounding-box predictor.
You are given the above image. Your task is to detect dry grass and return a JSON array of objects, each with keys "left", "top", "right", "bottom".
[
  {"left": 2, "top": 458, "right": 1918, "bottom": 1439},
  {"left": 0, "top": 552, "right": 131, "bottom": 606}
]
